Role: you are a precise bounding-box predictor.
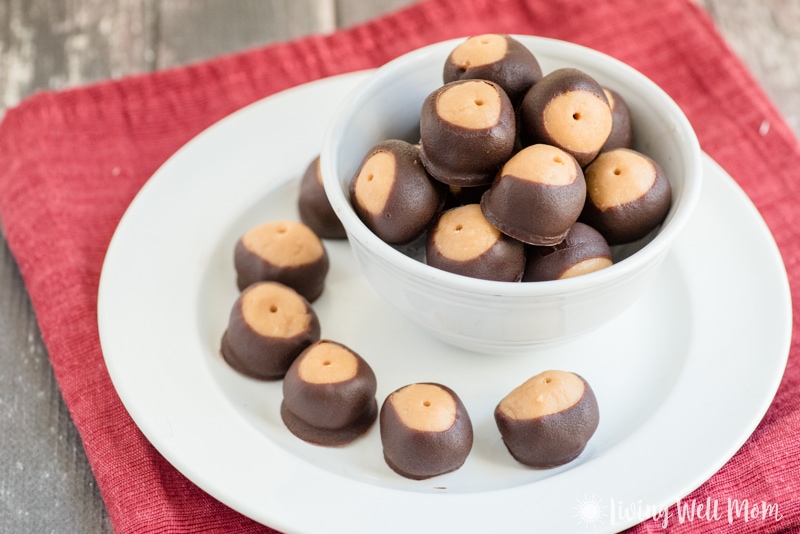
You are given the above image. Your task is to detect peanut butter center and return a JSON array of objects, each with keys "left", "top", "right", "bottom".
[
  {"left": 449, "top": 34, "right": 508, "bottom": 69},
  {"left": 437, "top": 80, "right": 502, "bottom": 130},
  {"left": 433, "top": 204, "right": 500, "bottom": 261},
  {"left": 585, "top": 149, "right": 657, "bottom": 209},
  {"left": 390, "top": 383, "right": 456, "bottom": 432},
  {"left": 501, "top": 144, "right": 579, "bottom": 186},
  {"left": 353, "top": 150, "right": 396, "bottom": 215},
  {"left": 297, "top": 341, "right": 358, "bottom": 384},
  {"left": 240, "top": 282, "right": 311, "bottom": 339},
  {"left": 543, "top": 90, "right": 613, "bottom": 153},
  {"left": 559, "top": 257, "right": 613, "bottom": 279},
  {"left": 241, "top": 220, "right": 324, "bottom": 268},
  {"left": 498, "top": 370, "right": 585, "bottom": 420}
]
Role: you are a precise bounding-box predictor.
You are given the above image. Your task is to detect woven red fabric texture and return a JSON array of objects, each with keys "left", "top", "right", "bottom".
[{"left": 0, "top": 0, "right": 797, "bottom": 532}]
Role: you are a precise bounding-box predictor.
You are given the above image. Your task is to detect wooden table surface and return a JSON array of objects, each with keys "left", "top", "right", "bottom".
[{"left": 0, "top": 1, "right": 797, "bottom": 532}]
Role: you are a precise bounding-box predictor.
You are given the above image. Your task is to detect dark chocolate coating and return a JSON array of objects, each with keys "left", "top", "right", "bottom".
[
  {"left": 282, "top": 341, "right": 378, "bottom": 431},
  {"left": 443, "top": 183, "right": 492, "bottom": 209},
  {"left": 600, "top": 88, "right": 633, "bottom": 152},
  {"left": 580, "top": 150, "right": 672, "bottom": 245},
  {"left": 298, "top": 155, "right": 347, "bottom": 240},
  {"left": 480, "top": 157, "right": 586, "bottom": 246},
  {"left": 494, "top": 375, "right": 599, "bottom": 468},
  {"left": 523, "top": 222, "right": 611, "bottom": 282},
  {"left": 380, "top": 383, "right": 473, "bottom": 480},
  {"left": 234, "top": 237, "right": 329, "bottom": 302},
  {"left": 220, "top": 284, "right": 321, "bottom": 380},
  {"left": 518, "top": 68, "right": 611, "bottom": 166},
  {"left": 419, "top": 80, "right": 516, "bottom": 187},
  {"left": 426, "top": 207, "right": 526, "bottom": 282},
  {"left": 349, "top": 139, "right": 447, "bottom": 245},
  {"left": 280, "top": 399, "right": 378, "bottom": 447},
  {"left": 443, "top": 34, "right": 543, "bottom": 105}
]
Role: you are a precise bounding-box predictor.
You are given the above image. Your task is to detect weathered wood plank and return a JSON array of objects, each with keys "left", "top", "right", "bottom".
[
  {"left": 335, "top": 0, "right": 416, "bottom": 28},
  {"left": 155, "top": 0, "right": 336, "bottom": 68},
  {"left": 696, "top": 0, "right": 800, "bottom": 135},
  {"left": 0, "top": 0, "right": 151, "bottom": 109}
]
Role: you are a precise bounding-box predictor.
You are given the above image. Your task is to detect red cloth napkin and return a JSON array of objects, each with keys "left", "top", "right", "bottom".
[{"left": 0, "top": 0, "right": 797, "bottom": 532}]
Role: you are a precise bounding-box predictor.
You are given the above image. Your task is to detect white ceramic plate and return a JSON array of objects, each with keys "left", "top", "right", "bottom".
[{"left": 98, "top": 71, "right": 791, "bottom": 533}]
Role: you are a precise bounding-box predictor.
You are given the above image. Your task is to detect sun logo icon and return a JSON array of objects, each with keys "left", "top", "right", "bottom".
[{"left": 573, "top": 495, "right": 608, "bottom": 528}]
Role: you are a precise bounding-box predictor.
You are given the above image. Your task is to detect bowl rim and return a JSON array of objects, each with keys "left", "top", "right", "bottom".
[{"left": 320, "top": 35, "right": 703, "bottom": 299}]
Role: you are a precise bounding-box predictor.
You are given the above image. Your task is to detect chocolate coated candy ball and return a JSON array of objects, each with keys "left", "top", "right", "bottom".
[
  {"left": 221, "top": 281, "right": 321, "bottom": 380},
  {"left": 419, "top": 79, "right": 516, "bottom": 187},
  {"left": 234, "top": 219, "right": 329, "bottom": 302},
  {"left": 380, "top": 383, "right": 473, "bottom": 480},
  {"left": 580, "top": 148, "right": 672, "bottom": 245},
  {"left": 523, "top": 222, "right": 612, "bottom": 282},
  {"left": 481, "top": 144, "right": 586, "bottom": 246},
  {"left": 298, "top": 155, "right": 347, "bottom": 240},
  {"left": 350, "top": 139, "right": 447, "bottom": 245},
  {"left": 427, "top": 203, "right": 525, "bottom": 282},
  {"left": 443, "top": 33, "right": 542, "bottom": 105},
  {"left": 600, "top": 87, "right": 633, "bottom": 152},
  {"left": 519, "top": 68, "right": 613, "bottom": 166},
  {"left": 495, "top": 370, "right": 599, "bottom": 468},
  {"left": 281, "top": 340, "right": 378, "bottom": 446}
]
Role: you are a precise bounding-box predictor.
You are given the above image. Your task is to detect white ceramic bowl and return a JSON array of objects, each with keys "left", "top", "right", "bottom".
[{"left": 321, "top": 36, "right": 702, "bottom": 353}]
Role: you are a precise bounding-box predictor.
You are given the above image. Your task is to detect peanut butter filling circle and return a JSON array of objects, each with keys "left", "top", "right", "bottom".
[
  {"left": 498, "top": 370, "right": 585, "bottom": 420},
  {"left": 353, "top": 150, "right": 396, "bottom": 215},
  {"left": 586, "top": 149, "right": 657, "bottom": 209},
  {"left": 241, "top": 220, "right": 324, "bottom": 268},
  {"left": 559, "top": 257, "right": 613, "bottom": 279},
  {"left": 436, "top": 80, "right": 503, "bottom": 130},
  {"left": 501, "top": 144, "right": 579, "bottom": 186},
  {"left": 449, "top": 34, "right": 508, "bottom": 69},
  {"left": 433, "top": 204, "right": 501, "bottom": 261},
  {"left": 543, "top": 90, "right": 613, "bottom": 153},
  {"left": 390, "top": 383, "right": 457, "bottom": 432},
  {"left": 297, "top": 341, "right": 358, "bottom": 384},
  {"left": 240, "top": 282, "right": 311, "bottom": 339}
]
